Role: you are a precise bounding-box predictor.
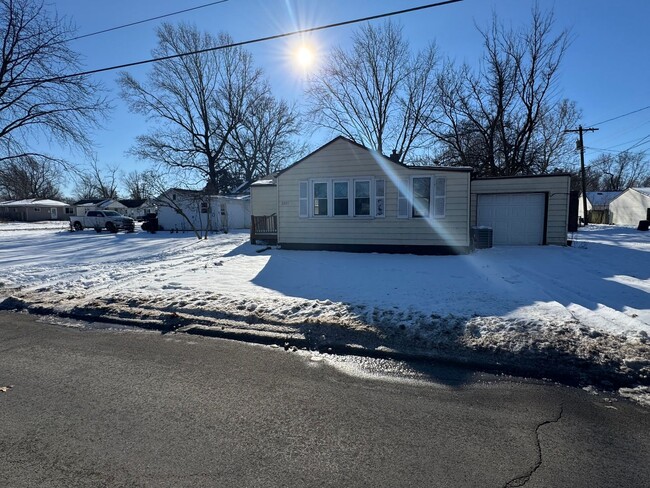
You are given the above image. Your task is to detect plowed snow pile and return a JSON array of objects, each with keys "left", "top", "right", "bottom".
[{"left": 1, "top": 223, "right": 648, "bottom": 402}]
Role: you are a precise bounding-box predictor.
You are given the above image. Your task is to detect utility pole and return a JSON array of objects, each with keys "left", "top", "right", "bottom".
[{"left": 565, "top": 125, "right": 598, "bottom": 226}]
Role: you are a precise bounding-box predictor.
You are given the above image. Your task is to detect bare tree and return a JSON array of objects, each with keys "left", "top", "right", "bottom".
[
  {"left": 305, "top": 20, "right": 440, "bottom": 163},
  {"left": 0, "top": 0, "right": 109, "bottom": 165},
  {"left": 119, "top": 23, "right": 266, "bottom": 194},
  {"left": 0, "top": 156, "right": 61, "bottom": 199},
  {"left": 590, "top": 152, "right": 649, "bottom": 191},
  {"left": 122, "top": 169, "right": 155, "bottom": 200},
  {"left": 227, "top": 93, "right": 302, "bottom": 182},
  {"left": 72, "top": 159, "right": 119, "bottom": 200},
  {"left": 429, "top": 7, "right": 578, "bottom": 176}
]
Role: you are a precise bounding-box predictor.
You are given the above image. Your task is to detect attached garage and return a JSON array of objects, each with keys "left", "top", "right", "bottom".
[
  {"left": 470, "top": 174, "right": 571, "bottom": 246},
  {"left": 477, "top": 193, "right": 546, "bottom": 245}
]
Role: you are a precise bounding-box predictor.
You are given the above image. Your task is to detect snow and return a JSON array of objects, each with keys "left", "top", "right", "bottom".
[
  {"left": 0, "top": 198, "right": 69, "bottom": 207},
  {"left": 0, "top": 223, "right": 648, "bottom": 401}
]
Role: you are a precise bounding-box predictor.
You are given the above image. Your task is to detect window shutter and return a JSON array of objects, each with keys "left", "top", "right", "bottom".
[
  {"left": 375, "top": 179, "right": 385, "bottom": 217},
  {"left": 299, "top": 181, "right": 308, "bottom": 217},
  {"left": 434, "top": 177, "right": 446, "bottom": 218},
  {"left": 397, "top": 179, "right": 409, "bottom": 218}
]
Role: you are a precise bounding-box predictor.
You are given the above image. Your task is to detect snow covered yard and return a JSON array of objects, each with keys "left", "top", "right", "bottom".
[{"left": 0, "top": 223, "right": 648, "bottom": 401}]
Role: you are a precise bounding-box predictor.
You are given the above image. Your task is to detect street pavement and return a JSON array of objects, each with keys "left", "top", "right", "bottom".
[{"left": 0, "top": 311, "right": 648, "bottom": 487}]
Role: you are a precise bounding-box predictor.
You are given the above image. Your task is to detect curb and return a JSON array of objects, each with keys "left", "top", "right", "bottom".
[{"left": 1, "top": 305, "right": 645, "bottom": 392}]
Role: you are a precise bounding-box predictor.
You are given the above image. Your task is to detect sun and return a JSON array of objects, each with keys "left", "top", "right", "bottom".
[{"left": 294, "top": 45, "right": 315, "bottom": 70}]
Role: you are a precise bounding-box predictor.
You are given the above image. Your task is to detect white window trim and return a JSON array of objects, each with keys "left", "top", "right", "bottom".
[
  {"left": 302, "top": 177, "right": 382, "bottom": 219},
  {"left": 311, "top": 179, "right": 330, "bottom": 217},
  {"left": 411, "top": 175, "right": 431, "bottom": 219},
  {"left": 353, "top": 178, "right": 373, "bottom": 218},
  {"left": 398, "top": 175, "right": 447, "bottom": 220},
  {"left": 333, "top": 179, "right": 351, "bottom": 217}
]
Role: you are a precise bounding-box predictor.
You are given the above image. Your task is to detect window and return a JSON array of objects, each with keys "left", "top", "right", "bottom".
[
  {"left": 65, "top": 208, "right": 74, "bottom": 214},
  {"left": 200, "top": 202, "right": 208, "bottom": 214},
  {"left": 354, "top": 180, "right": 371, "bottom": 216},
  {"left": 33, "top": 207, "right": 41, "bottom": 212},
  {"left": 333, "top": 181, "right": 349, "bottom": 216},
  {"left": 375, "top": 179, "right": 385, "bottom": 217},
  {"left": 313, "top": 181, "right": 328, "bottom": 216},
  {"left": 412, "top": 177, "right": 430, "bottom": 218}
]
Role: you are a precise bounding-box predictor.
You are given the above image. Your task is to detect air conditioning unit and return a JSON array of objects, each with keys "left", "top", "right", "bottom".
[{"left": 471, "top": 226, "right": 493, "bottom": 249}]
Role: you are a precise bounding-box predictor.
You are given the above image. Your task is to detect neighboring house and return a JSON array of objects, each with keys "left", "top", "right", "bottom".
[
  {"left": 609, "top": 188, "right": 650, "bottom": 225},
  {"left": 577, "top": 191, "right": 622, "bottom": 224},
  {"left": 250, "top": 136, "right": 571, "bottom": 253},
  {"left": 73, "top": 199, "right": 128, "bottom": 216},
  {"left": 155, "top": 188, "right": 250, "bottom": 232},
  {"left": 0, "top": 199, "right": 74, "bottom": 221},
  {"left": 118, "top": 199, "right": 157, "bottom": 220}
]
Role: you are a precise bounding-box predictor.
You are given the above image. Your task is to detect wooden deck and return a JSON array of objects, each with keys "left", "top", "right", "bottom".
[{"left": 250, "top": 215, "right": 277, "bottom": 244}]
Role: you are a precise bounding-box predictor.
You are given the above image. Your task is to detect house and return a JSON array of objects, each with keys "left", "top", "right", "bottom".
[
  {"left": 155, "top": 188, "right": 251, "bottom": 232},
  {"left": 609, "top": 188, "right": 650, "bottom": 225},
  {"left": 0, "top": 198, "right": 74, "bottom": 221},
  {"left": 118, "top": 199, "right": 157, "bottom": 220},
  {"left": 250, "top": 136, "right": 571, "bottom": 253},
  {"left": 577, "top": 191, "right": 622, "bottom": 224},
  {"left": 73, "top": 198, "right": 127, "bottom": 216}
]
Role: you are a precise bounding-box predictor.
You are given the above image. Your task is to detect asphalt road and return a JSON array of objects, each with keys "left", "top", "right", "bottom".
[{"left": 1, "top": 311, "right": 648, "bottom": 488}]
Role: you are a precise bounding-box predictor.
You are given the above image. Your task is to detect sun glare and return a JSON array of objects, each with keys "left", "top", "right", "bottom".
[{"left": 295, "top": 45, "right": 315, "bottom": 69}]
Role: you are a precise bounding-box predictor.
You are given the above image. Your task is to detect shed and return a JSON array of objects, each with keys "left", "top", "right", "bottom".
[
  {"left": 155, "top": 189, "right": 250, "bottom": 232},
  {"left": 609, "top": 188, "right": 650, "bottom": 225}
]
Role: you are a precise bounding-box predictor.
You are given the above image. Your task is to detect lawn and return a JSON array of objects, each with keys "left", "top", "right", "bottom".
[{"left": 1, "top": 222, "right": 648, "bottom": 402}]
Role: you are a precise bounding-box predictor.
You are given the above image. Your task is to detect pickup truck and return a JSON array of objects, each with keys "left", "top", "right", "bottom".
[{"left": 70, "top": 210, "right": 135, "bottom": 233}]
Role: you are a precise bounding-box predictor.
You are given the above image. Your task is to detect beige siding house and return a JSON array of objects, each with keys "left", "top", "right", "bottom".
[
  {"left": 471, "top": 175, "right": 571, "bottom": 246},
  {"left": 271, "top": 137, "right": 472, "bottom": 254},
  {"left": 250, "top": 177, "right": 278, "bottom": 216},
  {"left": 251, "top": 137, "right": 571, "bottom": 252}
]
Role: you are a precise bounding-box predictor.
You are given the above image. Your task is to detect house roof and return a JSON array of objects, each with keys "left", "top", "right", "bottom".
[
  {"left": 474, "top": 173, "right": 571, "bottom": 181},
  {"left": 631, "top": 187, "right": 650, "bottom": 198},
  {"left": 276, "top": 135, "right": 472, "bottom": 177},
  {"left": 0, "top": 198, "right": 69, "bottom": 207},
  {"left": 73, "top": 198, "right": 103, "bottom": 206},
  {"left": 118, "top": 199, "right": 147, "bottom": 208},
  {"left": 585, "top": 191, "right": 623, "bottom": 206}
]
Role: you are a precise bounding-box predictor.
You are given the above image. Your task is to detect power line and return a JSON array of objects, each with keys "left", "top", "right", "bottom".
[
  {"left": 589, "top": 105, "right": 650, "bottom": 127},
  {"left": 37, "top": 0, "right": 463, "bottom": 84},
  {"left": 67, "top": 0, "right": 230, "bottom": 42}
]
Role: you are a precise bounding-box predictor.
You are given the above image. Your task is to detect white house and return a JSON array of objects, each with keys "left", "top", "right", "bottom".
[
  {"left": 609, "top": 188, "right": 650, "bottom": 225},
  {"left": 155, "top": 189, "right": 250, "bottom": 232},
  {"left": 73, "top": 199, "right": 127, "bottom": 216}
]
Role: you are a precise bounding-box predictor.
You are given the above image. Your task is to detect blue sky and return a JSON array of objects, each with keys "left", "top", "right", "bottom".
[{"left": 47, "top": 0, "right": 650, "bottom": 191}]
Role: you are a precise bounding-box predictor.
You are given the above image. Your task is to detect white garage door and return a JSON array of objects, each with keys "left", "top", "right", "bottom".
[{"left": 477, "top": 193, "right": 545, "bottom": 245}]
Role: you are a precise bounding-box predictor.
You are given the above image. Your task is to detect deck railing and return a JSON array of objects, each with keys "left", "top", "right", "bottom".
[{"left": 250, "top": 214, "right": 277, "bottom": 244}]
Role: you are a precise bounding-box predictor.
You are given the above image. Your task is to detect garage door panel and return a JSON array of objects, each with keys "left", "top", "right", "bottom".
[{"left": 477, "top": 193, "right": 545, "bottom": 246}]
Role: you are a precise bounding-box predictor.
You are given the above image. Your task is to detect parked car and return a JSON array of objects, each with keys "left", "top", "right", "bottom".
[{"left": 70, "top": 210, "right": 135, "bottom": 233}]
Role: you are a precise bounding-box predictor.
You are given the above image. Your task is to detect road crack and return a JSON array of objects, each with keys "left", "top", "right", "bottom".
[{"left": 503, "top": 403, "right": 564, "bottom": 488}]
